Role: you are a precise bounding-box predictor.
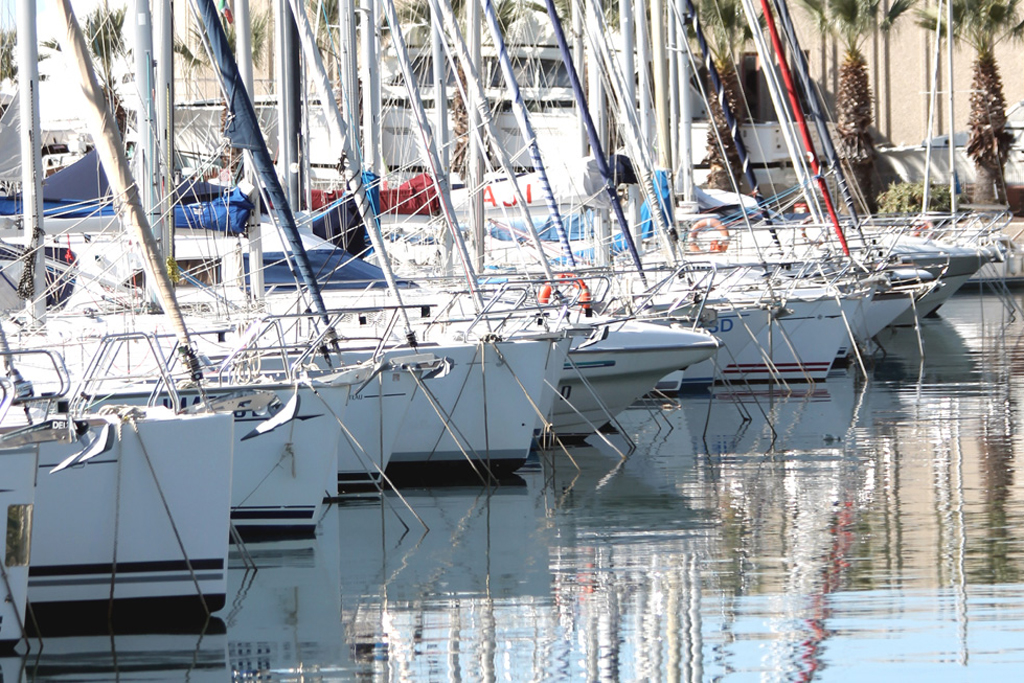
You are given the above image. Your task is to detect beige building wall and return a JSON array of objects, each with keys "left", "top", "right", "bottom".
[
  {"left": 171, "top": 1, "right": 1023, "bottom": 148},
  {"left": 172, "top": 0, "right": 279, "bottom": 102},
  {"left": 792, "top": 0, "right": 1024, "bottom": 148}
]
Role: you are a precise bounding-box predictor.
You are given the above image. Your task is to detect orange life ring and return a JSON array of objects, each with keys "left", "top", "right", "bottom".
[
  {"left": 538, "top": 282, "right": 554, "bottom": 304},
  {"left": 911, "top": 220, "right": 933, "bottom": 238},
  {"left": 537, "top": 273, "right": 592, "bottom": 311},
  {"left": 688, "top": 217, "right": 730, "bottom": 253}
]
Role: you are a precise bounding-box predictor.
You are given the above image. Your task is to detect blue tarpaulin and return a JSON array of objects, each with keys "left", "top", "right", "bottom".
[
  {"left": 629, "top": 169, "right": 670, "bottom": 250},
  {"left": 0, "top": 149, "right": 253, "bottom": 233},
  {"left": 246, "top": 249, "right": 412, "bottom": 290}
]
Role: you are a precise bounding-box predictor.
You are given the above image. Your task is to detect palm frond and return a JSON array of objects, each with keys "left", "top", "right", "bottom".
[{"left": 882, "top": 0, "right": 917, "bottom": 32}]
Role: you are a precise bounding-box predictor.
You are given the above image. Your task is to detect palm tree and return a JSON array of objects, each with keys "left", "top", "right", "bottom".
[
  {"left": 389, "top": 0, "right": 539, "bottom": 179},
  {"left": 43, "top": 2, "right": 130, "bottom": 135},
  {"left": 693, "top": 0, "right": 757, "bottom": 192},
  {"left": 799, "top": 0, "right": 913, "bottom": 211},
  {"left": 1, "top": 28, "right": 17, "bottom": 85},
  {"left": 693, "top": 0, "right": 750, "bottom": 191},
  {"left": 799, "top": 0, "right": 912, "bottom": 212},
  {"left": 917, "top": 0, "right": 1023, "bottom": 204},
  {"left": 175, "top": 7, "right": 272, "bottom": 84}
]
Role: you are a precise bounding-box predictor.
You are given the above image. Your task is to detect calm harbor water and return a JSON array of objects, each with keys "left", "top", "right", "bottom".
[{"left": 6, "top": 289, "right": 1024, "bottom": 681}]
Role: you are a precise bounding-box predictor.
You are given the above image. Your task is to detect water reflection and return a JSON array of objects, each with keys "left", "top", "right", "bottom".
[
  {"left": 1, "top": 631, "right": 228, "bottom": 682},
  {"left": 8, "top": 292, "right": 1024, "bottom": 679}
]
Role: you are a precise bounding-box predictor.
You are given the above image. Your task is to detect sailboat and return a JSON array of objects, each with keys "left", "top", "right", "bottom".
[
  {"left": 0, "top": 433, "right": 35, "bottom": 651},
  {"left": 0, "top": 3, "right": 239, "bottom": 635}
]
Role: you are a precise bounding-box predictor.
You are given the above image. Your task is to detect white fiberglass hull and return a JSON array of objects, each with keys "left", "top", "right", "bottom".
[
  {"left": 0, "top": 445, "right": 35, "bottom": 651},
  {"left": 97, "top": 382, "right": 346, "bottom": 539},
  {"left": 333, "top": 365, "right": 418, "bottom": 492},
  {"left": 552, "top": 321, "right": 720, "bottom": 436},
  {"left": 30, "top": 409, "right": 233, "bottom": 632},
  {"left": 343, "top": 337, "right": 568, "bottom": 484},
  {"left": 855, "top": 289, "right": 916, "bottom": 342},
  {"left": 885, "top": 241, "right": 990, "bottom": 325},
  {"left": 719, "top": 295, "right": 859, "bottom": 382},
  {"left": 659, "top": 306, "right": 771, "bottom": 392}
]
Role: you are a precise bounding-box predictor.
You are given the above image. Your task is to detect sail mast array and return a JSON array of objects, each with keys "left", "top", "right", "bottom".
[
  {"left": 543, "top": 0, "right": 646, "bottom": 283},
  {"left": 427, "top": 0, "right": 557, "bottom": 281},
  {"left": 191, "top": 0, "right": 337, "bottom": 335},
  {"left": 479, "top": 0, "right": 577, "bottom": 267},
  {"left": 378, "top": 0, "right": 486, "bottom": 311},
  {"left": 55, "top": 0, "right": 205, "bottom": 380},
  {"left": 678, "top": 0, "right": 760, "bottom": 196},
  {"left": 769, "top": 0, "right": 861, "bottom": 225},
  {"left": 17, "top": 0, "right": 45, "bottom": 324},
  {"left": 574, "top": 0, "right": 679, "bottom": 259},
  {"left": 750, "top": 0, "right": 851, "bottom": 256},
  {"left": 286, "top": 0, "right": 419, "bottom": 345}
]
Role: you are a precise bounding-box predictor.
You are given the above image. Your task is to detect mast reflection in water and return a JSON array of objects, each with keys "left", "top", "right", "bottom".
[{"left": 8, "top": 291, "right": 1024, "bottom": 681}]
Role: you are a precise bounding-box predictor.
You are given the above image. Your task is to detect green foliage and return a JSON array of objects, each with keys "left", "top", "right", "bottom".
[
  {"left": 800, "top": 0, "right": 914, "bottom": 57},
  {"left": 876, "top": 181, "right": 953, "bottom": 213},
  {"left": 0, "top": 28, "right": 16, "bottom": 82},
  {"left": 84, "top": 2, "right": 127, "bottom": 94},
  {"left": 176, "top": 7, "right": 271, "bottom": 78},
  {"left": 695, "top": 0, "right": 760, "bottom": 72},
  {"left": 916, "top": 0, "right": 1023, "bottom": 59}
]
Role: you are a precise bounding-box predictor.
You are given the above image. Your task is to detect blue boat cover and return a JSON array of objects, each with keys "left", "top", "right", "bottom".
[
  {"left": 0, "top": 150, "right": 253, "bottom": 234},
  {"left": 246, "top": 249, "right": 412, "bottom": 290}
]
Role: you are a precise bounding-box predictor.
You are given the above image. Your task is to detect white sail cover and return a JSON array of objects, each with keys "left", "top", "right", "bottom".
[{"left": 0, "top": 90, "right": 22, "bottom": 181}]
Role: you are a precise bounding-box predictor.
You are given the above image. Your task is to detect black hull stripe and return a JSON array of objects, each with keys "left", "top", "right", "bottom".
[
  {"left": 31, "top": 558, "right": 223, "bottom": 578},
  {"left": 30, "top": 572, "right": 224, "bottom": 588},
  {"left": 230, "top": 508, "right": 315, "bottom": 520}
]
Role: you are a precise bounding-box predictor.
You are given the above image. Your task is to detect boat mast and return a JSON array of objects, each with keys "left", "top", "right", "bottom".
[
  {"left": 652, "top": 0, "right": 672, "bottom": 182},
  {"left": 479, "top": 0, "right": 576, "bottom": 267},
  {"left": 134, "top": 0, "right": 162, "bottom": 308},
  {"left": 55, "top": 0, "right": 204, "bottom": 381},
  {"left": 576, "top": 0, "right": 678, "bottom": 258},
  {"left": 736, "top": 0, "right": 818, "bottom": 218},
  {"left": 467, "top": 0, "right": 486, "bottom": 272},
  {"left": 543, "top": 0, "right": 647, "bottom": 283},
  {"left": 769, "top": 0, "right": 861, "bottom": 224},
  {"left": 360, "top": 0, "right": 382, "bottom": 175},
  {"left": 428, "top": 0, "right": 556, "bottom": 280},
  {"left": 18, "top": 0, "right": 45, "bottom": 324},
  {"left": 679, "top": 0, "right": 760, "bottom": 195},
  {"left": 287, "top": 0, "right": 420, "bottom": 344},
  {"left": 378, "top": 0, "right": 485, "bottom": 309},
  {"left": 946, "top": 0, "right": 957, "bottom": 215},
  {"left": 752, "top": 0, "right": 850, "bottom": 256},
  {"left": 431, "top": 1, "right": 454, "bottom": 275},
  {"left": 674, "top": 0, "right": 694, "bottom": 204},
  {"left": 337, "top": 0, "right": 359, "bottom": 129},
  {"left": 235, "top": 0, "right": 265, "bottom": 301},
  {"left": 154, "top": 0, "right": 175, "bottom": 271},
  {"left": 273, "top": 0, "right": 302, "bottom": 208},
  {"left": 636, "top": 0, "right": 654, "bottom": 146},
  {"left": 191, "top": 0, "right": 337, "bottom": 335},
  {"left": 620, "top": 0, "right": 642, "bottom": 240}
]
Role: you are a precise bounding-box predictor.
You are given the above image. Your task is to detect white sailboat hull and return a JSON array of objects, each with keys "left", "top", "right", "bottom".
[
  {"left": 719, "top": 295, "right": 858, "bottom": 382},
  {"left": 151, "top": 384, "right": 348, "bottom": 538},
  {"left": 0, "top": 445, "right": 35, "bottom": 650},
  {"left": 334, "top": 367, "right": 418, "bottom": 492},
  {"left": 30, "top": 409, "right": 233, "bottom": 632},
  {"left": 343, "top": 338, "right": 568, "bottom": 483},
  {"left": 553, "top": 321, "right": 720, "bottom": 436}
]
